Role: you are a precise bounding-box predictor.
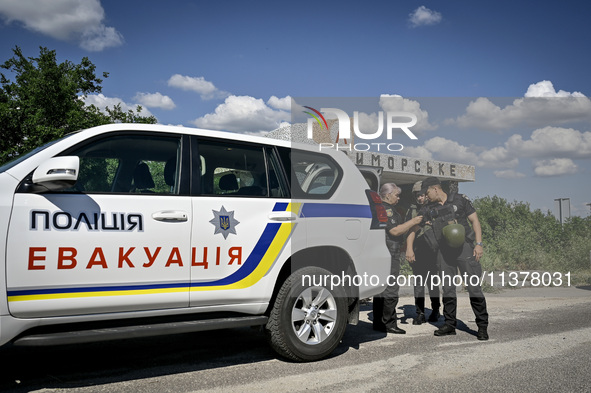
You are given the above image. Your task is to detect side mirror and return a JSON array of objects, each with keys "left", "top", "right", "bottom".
[{"left": 32, "top": 156, "right": 80, "bottom": 191}]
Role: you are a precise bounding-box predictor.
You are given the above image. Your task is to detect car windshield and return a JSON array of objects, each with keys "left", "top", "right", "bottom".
[{"left": 0, "top": 133, "right": 78, "bottom": 174}]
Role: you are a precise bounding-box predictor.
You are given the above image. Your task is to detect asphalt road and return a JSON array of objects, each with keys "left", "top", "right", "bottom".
[{"left": 1, "top": 286, "right": 590, "bottom": 393}]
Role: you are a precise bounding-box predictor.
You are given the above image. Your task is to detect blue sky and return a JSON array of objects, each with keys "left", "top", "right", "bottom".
[{"left": 0, "top": 0, "right": 590, "bottom": 216}]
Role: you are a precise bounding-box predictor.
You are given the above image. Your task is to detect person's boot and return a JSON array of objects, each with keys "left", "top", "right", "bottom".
[
  {"left": 477, "top": 326, "right": 489, "bottom": 341},
  {"left": 413, "top": 313, "right": 426, "bottom": 325},
  {"left": 428, "top": 308, "right": 440, "bottom": 323},
  {"left": 434, "top": 324, "right": 456, "bottom": 336},
  {"left": 386, "top": 321, "right": 406, "bottom": 334}
]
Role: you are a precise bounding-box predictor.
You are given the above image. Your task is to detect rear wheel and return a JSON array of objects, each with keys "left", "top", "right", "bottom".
[{"left": 266, "top": 266, "right": 348, "bottom": 361}]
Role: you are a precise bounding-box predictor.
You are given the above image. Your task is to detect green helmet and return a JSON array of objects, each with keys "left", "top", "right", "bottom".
[{"left": 442, "top": 223, "right": 465, "bottom": 248}]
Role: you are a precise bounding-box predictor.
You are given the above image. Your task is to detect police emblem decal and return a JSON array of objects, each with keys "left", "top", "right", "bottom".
[
  {"left": 210, "top": 206, "right": 240, "bottom": 239},
  {"left": 219, "top": 215, "right": 230, "bottom": 230}
]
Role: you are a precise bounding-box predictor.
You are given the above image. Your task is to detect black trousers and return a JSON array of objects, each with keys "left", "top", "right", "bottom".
[
  {"left": 373, "top": 252, "right": 401, "bottom": 329},
  {"left": 411, "top": 244, "right": 440, "bottom": 314},
  {"left": 437, "top": 242, "right": 488, "bottom": 328}
]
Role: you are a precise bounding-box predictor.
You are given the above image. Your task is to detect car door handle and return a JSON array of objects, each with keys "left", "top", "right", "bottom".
[
  {"left": 152, "top": 211, "right": 189, "bottom": 222},
  {"left": 268, "top": 212, "right": 297, "bottom": 221}
]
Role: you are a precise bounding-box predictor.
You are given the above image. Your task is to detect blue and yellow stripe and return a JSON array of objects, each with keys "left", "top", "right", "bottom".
[
  {"left": 6, "top": 201, "right": 371, "bottom": 303},
  {"left": 7, "top": 203, "right": 301, "bottom": 302}
]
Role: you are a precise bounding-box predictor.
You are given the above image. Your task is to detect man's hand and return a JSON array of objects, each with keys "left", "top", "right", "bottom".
[
  {"left": 474, "top": 244, "right": 483, "bottom": 261},
  {"left": 406, "top": 249, "right": 416, "bottom": 263}
]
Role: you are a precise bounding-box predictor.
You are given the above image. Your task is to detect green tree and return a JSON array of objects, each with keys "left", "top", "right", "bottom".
[
  {"left": 0, "top": 46, "right": 156, "bottom": 165},
  {"left": 105, "top": 103, "right": 157, "bottom": 124},
  {"left": 473, "top": 196, "right": 591, "bottom": 277}
]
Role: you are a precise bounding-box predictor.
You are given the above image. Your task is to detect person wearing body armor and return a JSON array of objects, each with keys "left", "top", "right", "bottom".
[
  {"left": 373, "top": 183, "right": 423, "bottom": 334},
  {"left": 405, "top": 181, "right": 441, "bottom": 325},
  {"left": 407, "top": 177, "right": 489, "bottom": 341}
]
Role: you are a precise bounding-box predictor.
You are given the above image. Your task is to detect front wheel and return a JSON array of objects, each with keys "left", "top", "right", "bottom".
[{"left": 266, "top": 266, "right": 349, "bottom": 362}]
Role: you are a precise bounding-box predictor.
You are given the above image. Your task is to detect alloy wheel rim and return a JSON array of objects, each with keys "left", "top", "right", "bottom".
[{"left": 290, "top": 287, "right": 338, "bottom": 345}]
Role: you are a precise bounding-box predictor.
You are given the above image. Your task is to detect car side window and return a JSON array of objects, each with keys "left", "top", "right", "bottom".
[
  {"left": 266, "top": 147, "right": 289, "bottom": 198},
  {"left": 198, "top": 140, "right": 269, "bottom": 197},
  {"left": 64, "top": 134, "right": 182, "bottom": 194},
  {"left": 277, "top": 147, "right": 341, "bottom": 199}
]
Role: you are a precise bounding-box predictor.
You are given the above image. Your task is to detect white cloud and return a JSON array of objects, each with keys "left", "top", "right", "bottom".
[
  {"left": 133, "top": 92, "right": 176, "bottom": 110},
  {"left": 402, "top": 136, "right": 518, "bottom": 169},
  {"left": 409, "top": 6, "right": 442, "bottom": 27},
  {"left": 267, "top": 95, "right": 292, "bottom": 111},
  {"left": 467, "top": 126, "right": 591, "bottom": 170},
  {"left": 167, "top": 74, "right": 228, "bottom": 100},
  {"left": 505, "top": 126, "right": 591, "bottom": 159},
  {"left": 379, "top": 94, "right": 437, "bottom": 133},
  {"left": 80, "top": 24, "right": 123, "bottom": 51},
  {"left": 83, "top": 93, "right": 154, "bottom": 117},
  {"left": 417, "top": 137, "right": 479, "bottom": 165},
  {"left": 493, "top": 170, "right": 526, "bottom": 179},
  {"left": 449, "top": 81, "right": 591, "bottom": 131},
  {"left": 401, "top": 137, "right": 478, "bottom": 165},
  {"left": 524, "top": 80, "right": 586, "bottom": 98},
  {"left": 0, "top": 0, "right": 123, "bottom": 51},
  {"left": 394, "top": 127, "right": 589, "bottom": 180},
  {"left": 405, "top": 137, "right": 521, "bottom": 169},
  {"left": 190, "top": 95, "right": 290, "bottom": 133},
  {"left": 411, "top": 125, "right": 591, "bottom": 176},
  {"left": 477, "top": 146, "right": 519, "bottom": 168},
  {"left": 533, "top": 158, "right": 578, "bottom": 177},
  {"left": 402, "top": 146, "right": 433, "bottom": 160}
]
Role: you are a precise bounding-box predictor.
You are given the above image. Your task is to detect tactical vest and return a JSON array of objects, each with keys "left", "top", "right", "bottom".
[
  {"left": 407, "top": 204, "right": 438, "bottom": 253},
  {"left": 426, "top": 193, "right": 458, "bottom": 248}
]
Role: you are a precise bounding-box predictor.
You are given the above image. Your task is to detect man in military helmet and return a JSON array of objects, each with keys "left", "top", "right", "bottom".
[
  {"left": 405, "top": 181, "right": 441, "bottom": 325},
  {"left": 408, "top": 177, "right": 489, "bottom": 341},
  {"left": 373, "top": 183, "right": 423, "bottom": 334}
]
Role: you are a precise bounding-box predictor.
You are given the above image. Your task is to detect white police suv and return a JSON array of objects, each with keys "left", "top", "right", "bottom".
[{"left": 0, "top": 124, "right": 390, "bottom": 361}]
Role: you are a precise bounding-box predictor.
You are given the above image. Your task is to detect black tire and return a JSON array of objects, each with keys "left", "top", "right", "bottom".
[{"left": 266, "top": 266, "right": 349, "bottom": 362}]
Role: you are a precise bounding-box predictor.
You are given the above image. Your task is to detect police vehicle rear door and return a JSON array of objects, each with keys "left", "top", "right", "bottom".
[
  {"left": 6, "top": 132, "right": 192, "bottom": 318},
  {"left": 188, "top": 138, "right": 295, "bottom": 307},
  {"left": 356, "top": 165, "right": 383, "bottom": 192}
]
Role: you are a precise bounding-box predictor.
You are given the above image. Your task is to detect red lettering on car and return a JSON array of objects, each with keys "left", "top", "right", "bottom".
[
  {"left": 86, "top": 247, "right": 107, "bottom": 269},
  {"left": 28, "top": 247, "right": 46, "bottom": 270},
  {"left": 118, "top": 247, "right": 135, "bottom": 268},
  {"left": 58, "top": 247, "right": 77, "bottom": 269}
]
